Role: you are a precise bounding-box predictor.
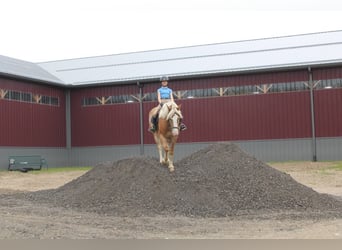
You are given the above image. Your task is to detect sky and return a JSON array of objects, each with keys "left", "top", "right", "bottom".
[{"left": 1, "top": 0, "right": 342, "bottom": 62}]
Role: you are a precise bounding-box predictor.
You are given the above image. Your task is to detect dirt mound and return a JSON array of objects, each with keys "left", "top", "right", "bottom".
[{"left": 26, "top": 143, "right": 342, "bottom": 217}]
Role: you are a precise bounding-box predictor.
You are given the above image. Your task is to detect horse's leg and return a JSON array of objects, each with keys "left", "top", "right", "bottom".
[
  {"left": 168, "top": 154, "right": 174, "bottom": 172},
  {"left": 153, "top": 133, "right": 164, "bottom": 164},
  {"left": 167, "top": 139, "right": 177, "bottom": 172},
  {"left": 159, "top": 135, "right": 170, "bottom": 165}
]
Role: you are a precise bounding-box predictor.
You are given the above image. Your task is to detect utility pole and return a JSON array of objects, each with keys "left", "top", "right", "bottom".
[
  {"left": 137, "top": 82, "right": 144, "bottom": 155},
  {"left": 308, "top": 67, "right": 317, "bottom": 162}
]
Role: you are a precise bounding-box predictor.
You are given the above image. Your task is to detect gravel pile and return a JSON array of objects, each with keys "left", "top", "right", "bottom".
[{"left": 27, "top": 143, "right": 342, "bottom": 217}]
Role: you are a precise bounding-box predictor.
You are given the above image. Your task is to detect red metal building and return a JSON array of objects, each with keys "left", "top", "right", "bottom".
[
  {"left": 1, "top": 31, "right": 342, "bottom": 168},
  {"left": 0, "top": 77, "right": 66, "bottom": 147}
]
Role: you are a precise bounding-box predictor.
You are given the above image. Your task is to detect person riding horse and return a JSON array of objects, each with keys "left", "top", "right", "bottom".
[{"left": 148, "top": 76, "right": 187, "bottom": 133}]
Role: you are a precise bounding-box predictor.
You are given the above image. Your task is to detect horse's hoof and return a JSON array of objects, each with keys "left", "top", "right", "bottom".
[{"left": 168, "top": 166, "right": 174, "bottom": 172}]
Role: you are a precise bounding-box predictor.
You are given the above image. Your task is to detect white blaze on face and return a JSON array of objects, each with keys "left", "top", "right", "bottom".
[{"left": 171, "top": 115, "right": 179, "bottom": 136}]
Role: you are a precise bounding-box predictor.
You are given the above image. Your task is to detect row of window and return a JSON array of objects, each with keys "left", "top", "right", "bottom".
[
  {"left": 3, "top": 78, "right": 339, "bottom": 107},
  {"left": 82, "top": 78, "right": 342, "bottom": 106},
  {"left": 0, "top": 89, "right": 59, "bottom": 106}
]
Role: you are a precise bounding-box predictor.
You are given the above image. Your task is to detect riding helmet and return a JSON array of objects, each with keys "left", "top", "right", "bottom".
[{"left": 160, "top": 76, "right": 169, "bottom": 82}]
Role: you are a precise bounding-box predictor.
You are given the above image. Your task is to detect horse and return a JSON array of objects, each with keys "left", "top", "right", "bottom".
[{"left": 149, "top": 101, "right": 183, "bottom": 172}]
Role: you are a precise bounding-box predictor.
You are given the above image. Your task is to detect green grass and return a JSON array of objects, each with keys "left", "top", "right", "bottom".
[
  {"left": 0, "top": 166, "right": 92, "bottom": 174},
  {"left": 267, "top": 161, "right": 304, "bottom": 165},
  {"left": 328, "top": 161, "right": 342, "bottom": 171},
  {"left": 29, "top": 166, "right": 92, "bottom": 174}
]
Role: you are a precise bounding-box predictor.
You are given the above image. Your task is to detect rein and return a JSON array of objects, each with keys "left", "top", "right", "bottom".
[
  {"left": 169, "top": 114, "right": 181, "bottom": 130},
  {"left": 168, "top": 110, "right": 181, "bottom": 131}
]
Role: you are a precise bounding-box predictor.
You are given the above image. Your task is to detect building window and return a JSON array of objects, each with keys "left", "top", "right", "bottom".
[
  {"left": 9, "top": 90, "right": 21, "bottom": 100},
  {"left": 21, "top": 92, "right": 32, "bottom": 102},
  {"left": 0, "top": 88, "right": 59, "bottom": 106},
  {"left": 81, "top": 77, "right": 342, "bottom": 106}
]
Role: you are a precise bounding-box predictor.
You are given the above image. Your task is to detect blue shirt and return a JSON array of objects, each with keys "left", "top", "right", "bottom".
[{"left": 158, "top": 87, "right": 172, "bottom": 99}]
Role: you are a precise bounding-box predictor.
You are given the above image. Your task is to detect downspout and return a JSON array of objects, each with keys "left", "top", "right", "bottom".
[
  {"left": 65, "top": 89, "right": 72, "bottom": 165},
  {"left": 308, "top": 67, "right": 317, "bottom": 162},
  {"left": 137, "top": 82, "right": 144, "bottom": 155}
]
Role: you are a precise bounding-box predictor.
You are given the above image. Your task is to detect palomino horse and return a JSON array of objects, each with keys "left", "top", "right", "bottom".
[{"left": 149, "top": 101, "right": 183, "bottom": 172}]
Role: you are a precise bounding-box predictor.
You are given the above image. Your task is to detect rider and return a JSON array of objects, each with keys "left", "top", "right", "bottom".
[{"left": 148, "top": 76, "right": 187, "bottom": 133}]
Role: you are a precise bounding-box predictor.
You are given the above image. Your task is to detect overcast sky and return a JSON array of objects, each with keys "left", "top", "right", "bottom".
[{"left": 1, "top": 0, "right": 342, "bottom": 62}]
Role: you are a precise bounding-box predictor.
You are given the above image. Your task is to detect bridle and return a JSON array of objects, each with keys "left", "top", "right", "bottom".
[
  {"left": 166, "top": 107, "right": 183, "bottom": 131},
  {"left": 170, "top": 114, "right": 181, "bottom": 130}
]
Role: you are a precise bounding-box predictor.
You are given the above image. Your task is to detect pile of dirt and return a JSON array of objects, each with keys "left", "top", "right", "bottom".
[{"left": 26, "top": 143, "right": 342, "bottom": 217}]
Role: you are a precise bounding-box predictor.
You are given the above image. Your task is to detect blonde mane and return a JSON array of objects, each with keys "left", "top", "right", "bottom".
[{"left": 159, "top": 101, "right": 183, "bottom": 120}]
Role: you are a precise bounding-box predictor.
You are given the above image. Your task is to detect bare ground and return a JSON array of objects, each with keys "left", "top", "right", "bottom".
[{"left": 1, "top": 147, "right": 342, "bottom": 239}]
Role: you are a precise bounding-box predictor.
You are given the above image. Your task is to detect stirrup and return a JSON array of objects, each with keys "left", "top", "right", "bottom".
[
  {"left": 148, "top": 126, "right": 156, "bottom": 133},
  {"left": 180, "top": 123, "right": 187, "bottom": 131}
]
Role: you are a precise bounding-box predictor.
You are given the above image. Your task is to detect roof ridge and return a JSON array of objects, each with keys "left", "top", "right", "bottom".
[
  {"left": 39, "top": 29, "right": 342, "bottom": 64},
  {"left": 56, "top": 41, "right": 342, "bottom": 72}
]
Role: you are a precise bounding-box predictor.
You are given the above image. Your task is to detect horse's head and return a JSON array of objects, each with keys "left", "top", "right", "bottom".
[
  {"left": 158, "top": 101, "right": 183, "bottom": 136},
  {"left": 165, "top": 102, "right": 183, "bottom": 136}
]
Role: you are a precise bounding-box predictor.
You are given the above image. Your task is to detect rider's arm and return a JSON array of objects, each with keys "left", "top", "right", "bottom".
[
  {"left": 170, "top": 90, "right": 174, "bottom": 102},
  {"left": 157, "top": 90, "right": 162, "bottom": 104}
]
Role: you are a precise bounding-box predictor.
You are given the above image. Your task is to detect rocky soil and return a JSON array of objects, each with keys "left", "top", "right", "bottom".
[
  {"left": 1, "top": 142, "right": 342, "bottom": 239},
  {"left": 22, "top": 142, "right": 342, "bottom": 218}
]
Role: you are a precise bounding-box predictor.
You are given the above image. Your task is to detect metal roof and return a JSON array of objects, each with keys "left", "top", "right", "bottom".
[
  {"left": 0, "top": 55, "right": 64, "bottom": 85},
  {"left": 2, "top": 30, "right": 342, "bottom": 86}
]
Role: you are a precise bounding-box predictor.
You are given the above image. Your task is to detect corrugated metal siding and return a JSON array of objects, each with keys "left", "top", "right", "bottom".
[
  {"left": 71, "top": 70, "right": 313, "bottom": 146},
  {"left": 70, "top": 86, "right": 141, "bottom": 146},
  {"left": 0, "top": 77, "right": 61, "bottom": 94},
  {"left": 314, "top": 88, "right": 342, "bottom": 137},
  {"left": 167, "top": 92, "right": 312, "bottom": 143},
  {"left": 76, "top": 84, "right": 140, "bottom": 97},
  {"left": 316, "top": 137, "right": 342, "bottom": 161},
  {"left": 69, "top": 68, "right": 342, "bottom": 148},
  {"left": 311, "top": 66, "right": 342, "bottom": 137},
  {"left": 165, "top": 69, "right": 308, "bottom": 91},
  {"left": 313, "top": 66, "right": 342, "bottom": 80},
  {"left": 143, "top": 70, "right": 311, "bottom": 144},
  {"left": 0, "top": 77, "right": 66, "bottom": 147}
]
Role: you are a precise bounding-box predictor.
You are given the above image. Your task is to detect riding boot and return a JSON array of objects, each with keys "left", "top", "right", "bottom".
[
  {"left": 180, "top": 123, "right": 187, "bottom": 131},
  {"left": 148, "top": 126, "right": 156, "bottom": 133},
  {"left": 148, "top": 116, "right": 157, "bottom": 133}
]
